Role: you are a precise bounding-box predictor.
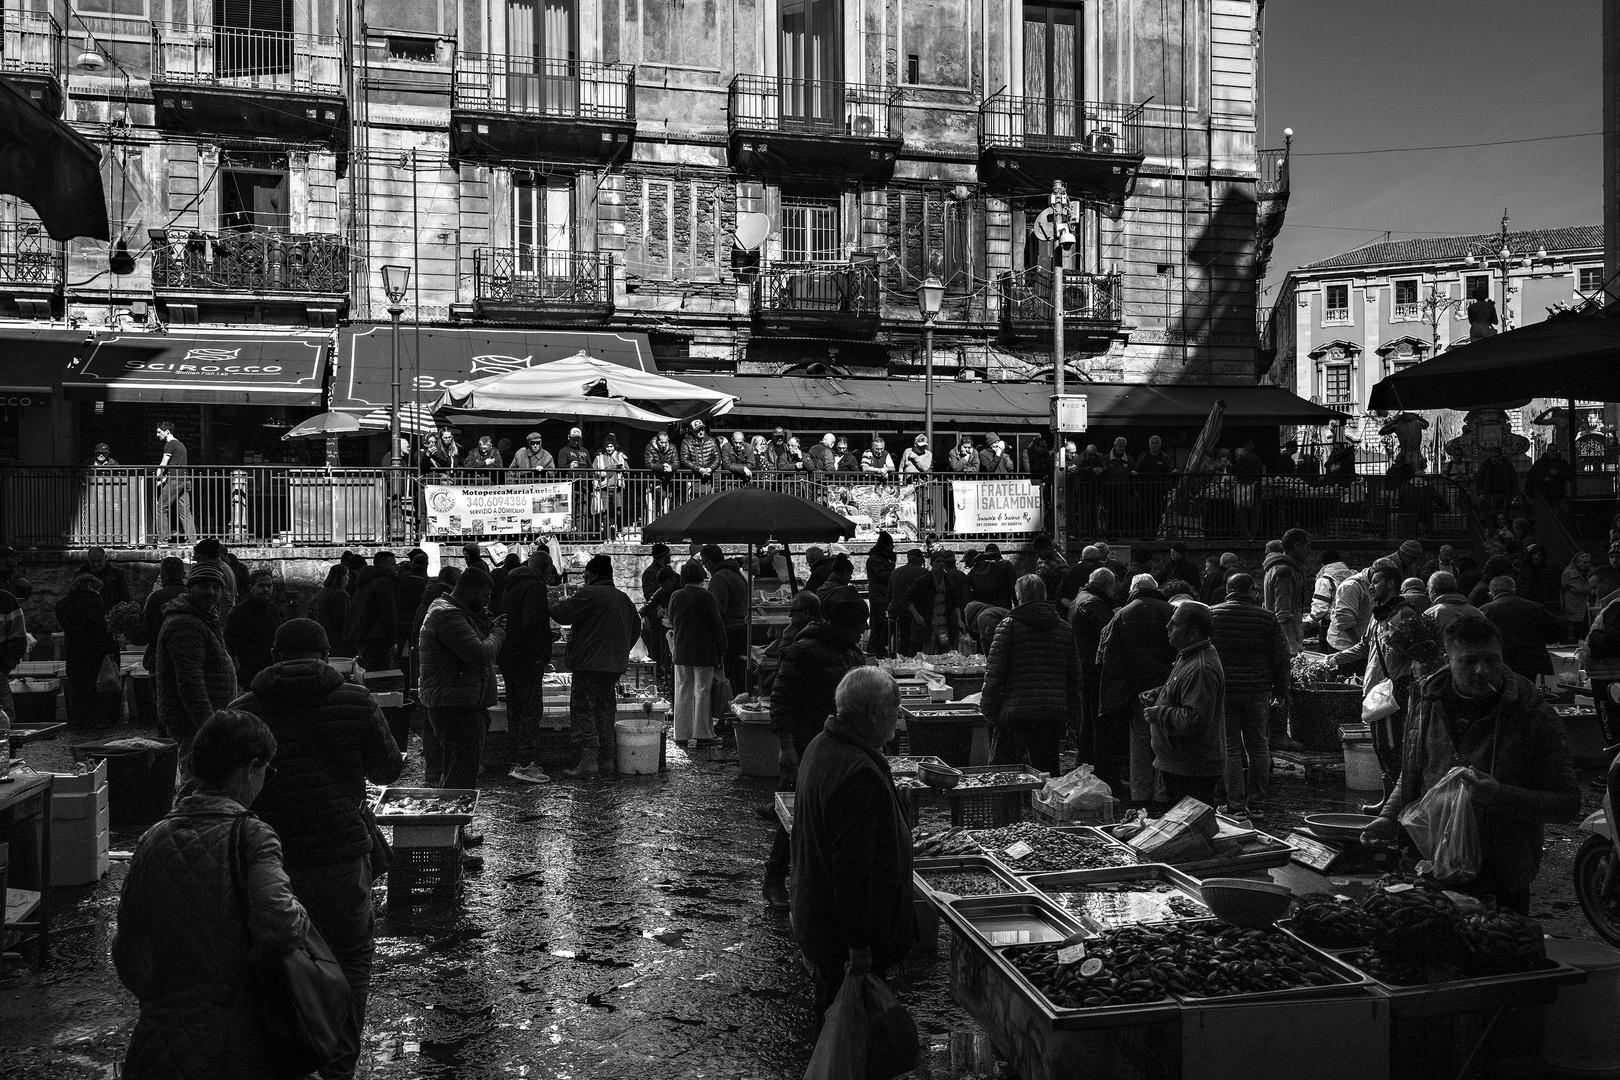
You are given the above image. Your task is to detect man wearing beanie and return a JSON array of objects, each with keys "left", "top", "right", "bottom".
[
  {"left": 1397, "top": 539, "right": 1426, "bottom": 579},
  {"left": 418, "top": 566, "right": 506, "bottom": 793},
  {"left": 978, "top": 432, "right": 1013, "bottom": 474},
  {"left": 155, "top": 563, "right": 239, "bottom": 782},
  {"left": 133, "top": 555, "right": 187, "bottom": 674},
  {"left": 1480, "top": 575, "right": 1563, "bottom": 682},
  {"left": 551, "top": 554, "right": 640, "bottom": 777},
  {"left": 1068, "top": 567, "right": 1117, "bottom": 755},
  {"left": 233, "top": 619, "right": 401, "bottom": 1080}
]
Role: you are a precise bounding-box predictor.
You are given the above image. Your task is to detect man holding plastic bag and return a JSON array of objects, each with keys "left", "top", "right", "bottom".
[{"left": 1362, "top": 615, "right": 1580, "bottom": 914}]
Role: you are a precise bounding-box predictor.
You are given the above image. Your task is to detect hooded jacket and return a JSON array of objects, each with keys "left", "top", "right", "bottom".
[
  {"left": 669, "top": 583, "right": 727, "bottom": 666},
  {"left": 113, "top": 794, "right": 309, "bottom": 1080},
  {"left": 866, "top": 547, "right": 895, "bottom": 613},
  {"left": 981, "top": 600, "right": 1084, "bottom": 726},
  {"left": 1210, "top": 593, "right": 1292, "bottom": 695},
  {"left": 1312, "top": 560, "right": 1353, "bottom": 624},
  {"left": 1262, "top": 551, "right": 1307, "bottom": 654},
  {"left": 1096, "top": 588, "right": 1176, "bottom": 714},
  {"left": 344, "top": 565, "right": 398, "bottom": 649},
  {"left": 1067, "top": 584, "right": 1117, "bottom": 668},
  {"left": 551, "top": 581, "right": 640, "bottom": 674},
  {"left": 770, "top": 622, "right": 865, "bottom": 746},
  {"left": 417, "top": 594, "right": 505, "bottom": 709},
  {"left": 497, "top": 563, "right": 555, "bottom": 668},
  {"left": 1327, "top": 568, "right": 1374, "bottom": 651},
  {"left": 155, "top": 594, "right": 238, "bottom": 737},
  {"left": 233, "top": 660, "right": 402, "bottom": 866}
]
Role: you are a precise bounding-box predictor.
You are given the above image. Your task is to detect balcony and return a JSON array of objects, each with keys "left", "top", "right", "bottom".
[
  {"left": 978, "top": 94, "right": 1145, "bottom": 200},
  {"left": 148, "top": 228, "right": 348, "bottom": 323},
  {"left": 150, "top": 24, "right": 347, "bottom": 146},
  {"left": 0, "top": 222, "right": 62, "bottom": 317},
  {"left": 753, "top": 262, "right": 881, "bottom": 338},
  {"left": 1391, "top": 302, "right": 1423, "bottom": 323},
  {"left": 1, "top": 11, "right": 64, "bottom": 116},
  {"left": 998, "top": 268, "right": 1122, "bottom": 347},
  {"left": 728, "top": 75, "right": 901, "bottom": 183},
  {"left": 473, "top": 249, "right": 614, "bottom": 324},
  {"left": 452, "top": 55, "right": 634, "bottom": 165}
]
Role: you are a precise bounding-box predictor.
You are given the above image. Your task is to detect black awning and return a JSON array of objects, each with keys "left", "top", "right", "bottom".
[
  {"left": 62, "top": 332, "right": 329, "bottom": 404},
  {"left": 333, "top": 326, "right": 656, "bottom": 411},
  {"left": 0, "top": 327, "right": 92, "bottom": 392}
]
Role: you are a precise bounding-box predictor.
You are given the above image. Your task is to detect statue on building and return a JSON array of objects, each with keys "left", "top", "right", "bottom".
[
  {"left": 1443, "top": 407, "right": 1530, "bottom": 482},
  {"left": 1467, "top": 296, "right": 1499, "bottom": 340}
]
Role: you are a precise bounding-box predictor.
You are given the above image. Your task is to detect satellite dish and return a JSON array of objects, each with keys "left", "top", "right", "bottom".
[{"left": 733, "top": 212, "right": 769, "bottom": 252}]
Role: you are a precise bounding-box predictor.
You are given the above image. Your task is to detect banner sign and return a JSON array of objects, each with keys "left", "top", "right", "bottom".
[
  {"left": 824, "top": 481, "right": 923, "bottom": 542},
  {"left": 423, "top": 482, "right": 573, "bottom": 537},
  {"left": 951, "top": 480, "right": 1045, "bottom": 534}
]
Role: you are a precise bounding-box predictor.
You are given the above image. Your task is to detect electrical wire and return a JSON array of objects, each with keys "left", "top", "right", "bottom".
[{"left": 1293, "top": 131, "right": 1605, "bottom": 158}]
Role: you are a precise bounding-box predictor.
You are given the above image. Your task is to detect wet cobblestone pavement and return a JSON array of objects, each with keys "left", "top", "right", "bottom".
[{"left": 2, "top": 722, "right": 1605, "bottom": 1079}]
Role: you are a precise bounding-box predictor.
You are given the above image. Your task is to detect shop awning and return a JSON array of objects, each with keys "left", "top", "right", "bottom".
[
  {"left": 0, "top": 327, "right": 96, "bottom": 392},
  {"left": 61, "top": 331, "right": 330, "bottom": 404},
  {"left": 675, "top": 377, "right": 1345, "bottom": 427},
  {"left": 334, "top": 326, "right": 656, "bottom": 411}
]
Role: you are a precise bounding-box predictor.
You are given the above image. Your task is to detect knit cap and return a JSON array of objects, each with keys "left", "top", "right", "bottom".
[
  {"left": 1400, "top": 540, "right": 1425, "bottom": 563},
  {"left": 187, "top": 562, "right": 227, "bottom": 588}
]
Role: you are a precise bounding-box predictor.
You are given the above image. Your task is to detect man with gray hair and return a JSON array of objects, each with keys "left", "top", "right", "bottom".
[
  {"left": 1424, "top": 571, "right": 1481, "bottom": 635},
  {"left": 981, "top": 575, "right": 1083, "bottom": 774},
  {"left": 789, "top": 666, "right": 914, "bottom": 1020},
  {"left": 1480, "top": 575, "right": 1562, "bottom": 683},
  {"left": 1068, "top": 567, "right": 1117, "bottom": 755},
  {"left": 1211, "top": 574, "right": 1290, "bottom": 818},
  {"left": 1096, "top": 572, "right": 1175, "bottom": 803},
  {"left": 1144, "top": 600, "right": 1227, "bottom": 806}
]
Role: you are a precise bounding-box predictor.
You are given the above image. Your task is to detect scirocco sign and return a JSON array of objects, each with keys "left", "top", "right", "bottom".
[{"left": 951, "top": 479, "right": 1045, "bottom": 534}]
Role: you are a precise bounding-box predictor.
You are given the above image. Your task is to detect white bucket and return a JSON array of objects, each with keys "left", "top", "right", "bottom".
[
  {"left": 1341, "top": 739, "right": 1382, "bottom": 792},
  {"left": 614, "top": 718, "right": 663, "bottom": 776},
  {"left": 1545, "top": 938, "right": 1620, "bottom": 1078}
]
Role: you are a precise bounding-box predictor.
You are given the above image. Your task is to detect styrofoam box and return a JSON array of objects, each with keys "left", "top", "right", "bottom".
[
  {"left": 51, "top": 828, "right": 110, "bottom": 886},
  {"left": 50, "top": 786, "right": 109, "bottom": 821},
  {"left": 51, "top": 759, "right": 108, "bottom": 795},
  {"left": 392, "top": 824, "right": 460, "bottom": 847},
  {"left": 51, "top": 803, "right": 110, "bottom": 847},
  {"left": 371, "top": 691, "right": 405, "bottom": 709}
]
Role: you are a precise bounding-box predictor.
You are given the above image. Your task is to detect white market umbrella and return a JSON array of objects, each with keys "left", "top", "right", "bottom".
[
  {"left": 356, "top": 403, "right": 438, "bottom": 437},
  {"left": 431, "top": 350, "right": 737, "bottom": 429}
]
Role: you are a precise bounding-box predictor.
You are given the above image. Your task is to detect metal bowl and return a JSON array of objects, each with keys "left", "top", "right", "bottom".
[
  {"left": 1199, "top": 877, "right": 1294, "bottom": 929},
  {"left": 918, "top": 761, "right": 964, "bottom": 790}
]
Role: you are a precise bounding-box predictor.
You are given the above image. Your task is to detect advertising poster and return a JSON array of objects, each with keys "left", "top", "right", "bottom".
[
  {"left": 423, "top": 482, "right": 573, "bottom": 537},
  {"left": 951, "top": 479, "right": 1045, "bottom": 534}
]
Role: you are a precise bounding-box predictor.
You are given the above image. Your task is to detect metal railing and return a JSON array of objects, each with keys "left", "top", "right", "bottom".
[
  {"left": 999, "top": 268, "right": 1121, "bottom": 325},
  {"left": 1257, "top": 146, "right": 1290, "bottom": 198},
  {"left": 148, "top": 228, "right": 349, "bottom": 294},
  {"left": 754, "top": 262, "right": 881, "bottom": 320},
  {"left": 0, "top": 222, "right": 61, "bottom": 288},
  {"left": 151, "top": 23, "right": 343, "bottom": 95},
  {"left": 728, "top": 74, "right": 900, "bottom": 139},
  {"left": 2, "top": 10, "right": 63, "bottom": 77},
  {"left": 473, "top": 249, "right": 612, "bottom": 307},
  {"left": 453, "top": 53, "right": 634, "bottom": 120},
  {"left": 979, "top": 93, "right": 1145, "bottom": 156}
]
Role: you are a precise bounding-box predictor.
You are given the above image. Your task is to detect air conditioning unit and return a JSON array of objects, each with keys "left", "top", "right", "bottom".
[
  {"left": 1087, "top": 126, "right": 1119, "bottom": 154},
  {"left": 851, "top": 114, "right": 875, "bottom": 136}
]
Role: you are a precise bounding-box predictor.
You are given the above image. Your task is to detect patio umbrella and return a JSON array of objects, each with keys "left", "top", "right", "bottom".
[
  {"left": 432, "top": 350, "right": 736, "bottom": 428},
  {"left": 641, "top": 488, "right": 857, "bottom": 544},
  {"left": 356, "top": 403, "right": 438, "bottom": 437},
  {"left": 1180, "top": 399, "right": 1226, "bottom": 477},
  {"left": 281, "top": 411, "right": 366, "bottom": 441}
]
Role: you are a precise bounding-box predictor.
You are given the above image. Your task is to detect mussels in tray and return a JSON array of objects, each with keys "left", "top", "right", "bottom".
[
  {"left": 970, "top": 823, "right": 1133, "bottom": 873},
  {"left": 912, "top": 826, "right": 982, "bottom": 858},
  {"left": 918, "top": 869, "right": 1017, "bottom": 896},
  {"left": 1287, "top": 893, "right": 1378, "bottom": 949},
  {"left": 954, "top": 770, "right": 1042, "bottom": 791},
  {"left": 375, "top": 794, "right": 477, "bottom": 817}
]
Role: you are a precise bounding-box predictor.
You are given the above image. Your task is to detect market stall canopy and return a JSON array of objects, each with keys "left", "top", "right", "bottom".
[
  {"left": 433, "top": 352, "right": 737, "bottom": 428},
  {"left": 675, "top": 376, "right": 1345, "bottom": 427},
  {"left": 1368, "top": 307, "right": 1620, "bottom": 411},
  {"left": 61, "top": 331, "right": 329, "bottom": 404},
  {"left": 0, "top": 327, "right": 129, "bottom": 392},
  {"left": 334, "top": 326, "right": 655, "bottom": 411},
  {"left": 642, "top": 487, "right": 857, "bottom": 544},
  {"left": 282, "top": 411, "right": 365, "bottom": 440}
]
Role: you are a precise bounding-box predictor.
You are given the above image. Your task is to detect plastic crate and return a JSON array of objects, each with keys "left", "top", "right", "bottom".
[
  {"left": 948, "top": 789, "right": 1026, "bottom": 829},
  {"left": 386, "top": 844, "right": 462, "bottom": 906},
  {"left": 1031, "top": 792, "right": 1118, "bottom": 826}
]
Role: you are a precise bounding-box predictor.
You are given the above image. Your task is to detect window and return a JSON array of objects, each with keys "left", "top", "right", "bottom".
[
  {"left": 780, "top": 0, "right": 842, "bottom": 126},
  {"left": 1022, "top": 3, "right": 1081, "bottom": 143},
  {"left": 508, "top": 0, "right": 577, "bottom": 113},
  {"left": 1392, "top": 278, "right": 1421, "bottom": 321},
  {"left": 1324, "top": 283, "right": 1350, "bottom": 323},
  {"left": 897, "top": 191, "right": 975, "bottom": 294},
  {"left": 513, "top": 172, "right": 573, "bottom": 275},
  {"left": 781, "top": 198, "right": 840, "bottom": 263},
  {"left": 1579, "top": 266, "right": 1604, "bottom": 293},
  {"left": 1322, "top": 364, "right": 1351, "bottom": 405},
  {"left": 219, "top": 152, "right": 289, "bottom": 232},
  {"left": 1465, "top": 274, "right": 1490, "bottom": 300},
  {"left": 213, "top": 0, "right": 291, "bottom": 81}
]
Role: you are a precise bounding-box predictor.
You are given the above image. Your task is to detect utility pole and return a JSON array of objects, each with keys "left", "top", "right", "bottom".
[{"left": 1052, "top": 180, "right": 1071, "bottom": 547}]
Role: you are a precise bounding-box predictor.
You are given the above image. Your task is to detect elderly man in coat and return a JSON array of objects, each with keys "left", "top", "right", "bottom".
[
  {"left": 1095, "top": 574, "right": 1175, "bottom": 803},
  {"left": 981, "top": 575, "right": 1084, "bottom": 774}
]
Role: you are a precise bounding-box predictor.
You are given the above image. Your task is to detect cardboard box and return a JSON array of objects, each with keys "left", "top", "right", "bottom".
[
  {"left": 1160, "top": 796, "right": 1219, "bottom": 839},
  {"left": 370, "top": 691, "right": 405, "bottom": 709},
  {"left": 51, "top": 759, "right": 108, "bottom": 796},
  {"left": 50, "top": 786, "right": 109, "bottom": 821}
]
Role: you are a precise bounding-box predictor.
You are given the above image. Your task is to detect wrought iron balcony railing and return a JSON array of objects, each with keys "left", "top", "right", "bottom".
[
  {"left": 474, "top": 249, "right": 612, "bottom": 307},
  {"left": 453, "top": 54, "right": 634, "bottom": 121},
  {"left": 1258, "top": 146, "right": 1290, "bottom": 198},
  {"left": 151, "top": 23, "right": 343, "bottom": 95},
  {"left": 999, "top": 268, "right": 1121, "bottom": 324},
  {"left": 1, "top": 10, "right": 63, "bottom": 77},
  {"left": 0, "top": 222, "right": 61, "bottom": 288},
  {"left": 979, "top": 93, "right": 1145, "bottom": 157},
  {"left": 148, "top": 228, "right": 348, "bottom": 295},
  {"left": 728, "top": 74, "right": 899, "bottom": 139},
  {"left": 754, "top": 262, "right": 881, "bottom": 319}
]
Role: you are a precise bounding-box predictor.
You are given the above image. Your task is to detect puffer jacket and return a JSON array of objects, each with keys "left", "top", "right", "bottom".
[
  {"left": 1311, "top": 560, "right": 1353, "bottom": 624},
  {"left": 1067, "top": 585, "right": 1117, "bottom": 666},
  {"left": 644, "top": 440, "right": 679, "bottom": 474},
  {"left": 223, "top": 596, "right": 282, "bottom": 688},
  {"left": 1210, "top": 593, "right": 1292, "bottom": 694},
  {"left": 981, "top": 600, "right": 1083, "bottom": 726},
  {"left": 1327, "top": 569, "right": 1374, "bottom": 651},
  {"left": 770, "top": 622, "right": 865, "bottom": 746},
  {"left": 720, "top": 440, "right": 758, "bottom": 479},
  {"left": 1096, "top": 589, "right": 1175, "bottom": 714},
  {"left": 417, "top": 594, "right": 505, "bottom": 709},
  {"left": 233, "top": 660, "right": 402, "bottom": 867},
  {"left": 113, "top": 794, "right": 309, "bottom": 1080},
  {"left": 680, "top": 434, "right": 721, "bottom": 477},
  {"left": 155, "top": 595, "right": 239, "bottom": 737},
  {"left": 344, "top": 565, "right": 398, "bottom": 649},
  {"left": 551, "top": 582, "right": 640, "bottom": 674},
  {"left": 497, "top": 563, "right": 555, "bottom": 667},
  {"left": 1262, "top": 551, "right": 1307, "bottom": 654}
]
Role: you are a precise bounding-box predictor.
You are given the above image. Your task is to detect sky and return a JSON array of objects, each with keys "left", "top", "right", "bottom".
[{"left": 1259, "top": 0, "right": 1604, "bottom": 301}]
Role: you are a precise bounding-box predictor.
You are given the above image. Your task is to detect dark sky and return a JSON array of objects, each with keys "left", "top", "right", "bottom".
[{"left": 1260, "top": 0, "right": 1603, "bottom": 301}]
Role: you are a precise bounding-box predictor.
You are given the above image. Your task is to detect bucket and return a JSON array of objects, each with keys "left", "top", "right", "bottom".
[
  {"left": 1342, "top": 739, "right": 1383, "bottom": 792},
  {"left": 614, "top": 718, "right": 663, "bottom": 776},
  {"left": 734, "top": 718, "right": 779, "bottom": 778},
  {"left": 1544, "top": 938, "right": 1620, "bottom": 1078}
]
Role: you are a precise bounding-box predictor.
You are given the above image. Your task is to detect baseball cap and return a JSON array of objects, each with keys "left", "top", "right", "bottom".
[
  {"left": 569, "top": 426, "right": 583, "bottom": 438},
  {"left": 93, "top": 442, "right": 111, "bottom": 453}
]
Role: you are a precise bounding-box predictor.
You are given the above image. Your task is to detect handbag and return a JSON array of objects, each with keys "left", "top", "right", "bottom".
[{"left": 230, "top": 815, "right": 353, "bottom": 1080}]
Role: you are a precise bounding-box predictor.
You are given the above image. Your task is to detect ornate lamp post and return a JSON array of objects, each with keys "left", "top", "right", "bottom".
[{"left": 381, "top": 264, "right": 411, "bottom": 467}]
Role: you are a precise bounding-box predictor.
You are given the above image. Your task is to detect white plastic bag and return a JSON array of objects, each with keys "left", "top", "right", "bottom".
[
  {"left": 628, "top": 637, "right": 650, "bottom": 663},
  {"left": 1362, "top": 678, "right": 1399, "bottom": 723},
  {"left": 1042, "top": 764, "right": 1113, "bottom": 810},
  {"left": 1399, "top": 765, "right": 1483, "bottom": 885}
]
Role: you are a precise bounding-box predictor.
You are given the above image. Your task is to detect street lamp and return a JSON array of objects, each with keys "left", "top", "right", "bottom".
[
  {"left": 381, "top": 264, "right": 410, "bottom": 467},
  {"left": 1462, "top": 209, "right": 1528, "bottom": 331},
  {"left": 916, "top": 275, "right": 945, "bottom": 457}
]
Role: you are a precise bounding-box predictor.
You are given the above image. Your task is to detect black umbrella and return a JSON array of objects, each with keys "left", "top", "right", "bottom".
[{"left": 640, "top": 487, "right": 857, "bottom": 544}]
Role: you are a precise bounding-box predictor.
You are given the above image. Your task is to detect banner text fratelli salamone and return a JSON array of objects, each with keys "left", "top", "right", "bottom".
[{"left": 950, "top": 480, "right": 1045, "bottom": 534}]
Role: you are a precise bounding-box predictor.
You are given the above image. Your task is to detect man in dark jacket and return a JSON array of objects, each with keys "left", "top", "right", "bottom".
[
  {"left": 1068, "top": 567, "right": 1117, "bottom": 759},
  {"left": 790, "top": 666, "right": 913, "bottom": 1020},
  {"left": 418, "top": 567, "right": 505, "bottom": 795},
  {"left": 224, "top": 568, "right": 282, "bottom": 689},
  {"left": 499, "top": 548, "right": 556, "bottom": 784},
  {"left": 982, "top": 575, "right": 1083, "bottom": 773},
  {"left": 551, "top": 555, "right": 641, "bottom": 777},
  {"left": 1424, "top": 571, "right": 1483, "bottom": 635},
  {"left": 909, "top": 550, "right": 962, "bottom": 654},
  {"left": 1159, "top": 542, "right": 1202, "bottom": 593},
  {"left": 702, "top": 545, "right": 750, "bottom": 695},
  {"left": 233, "top": 618, "right": 401, "bottom": 1080},
  {"left": 1211, "top": 574, "right": 1291, "bottom": 818},
  {"left": 806, "top": 433, "right": 837, "bottom": 482},
  {"left": 968, "top": 543, "right": 1017, "bottom": 609},
  {"left": 1096, "top": 574, "right": 1176, "bottom": 802},
  {"left": 680, "top": 420, "right": 722, "bottom": 493},
  {"left": 1145, "top": 601, "right": 1228, "bottom": 805},
  {"left": 155, "top": 562, "right": 239, "bottom": 781},
  {"left": 345, "top": 551, "right": 399, "bottom": 673},
  {"left": 134, "top": 556, "right": 187, "bottom": 674},
  {"left": 815, "top": 554, "right": 861, "bottom": 611},
  {"left": 642, "top": 543, "right": 673, "bottom": 603},
  {"left": 887, "top": 548, "right": 927, "bottom": 658},
  {"left": 395, "top": 551, "right": 430, "bottom": 657},
  {"left": 803, "top": 545, "right": 834, "bottom": 594},
  {"left": 1480, "top": 575, "right": 1562, "bottom": 682},
  {"left": 765, "top": 598, "right": 868, "bottom": 909},
  {"left": 84, "top": 545, "right": 130, "bottom": 607},
  {"left": 1263, "top": 528, "right": 1311, "bottom": 656},
  {"left": 1364, "top": 616, "right": 1580, "bottom": 913},
  {"left": 865, "top": 533, "right": 896, "bottom": 658}
]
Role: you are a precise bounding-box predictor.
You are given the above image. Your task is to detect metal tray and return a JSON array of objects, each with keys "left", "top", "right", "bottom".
[
  {"left": 900, "top": 702, "right": 983, "bottom": 720},
  {"left": 944, "top": 764, "right": 1047, "bottom": 797},
  {"left": 372, "top": 786, "right": 479, "bottom": 826},
  {"left": 7, "top": 722, "right": 66, "bottom": 746},
  {"left": 1081, "top": 824, "right": 1295, "bottom": 878},
  {"left": 1147, "top": 918, "right": 1374, "bottom": 1006},
  {"left": 914, "top": 854, "right": 1038, "bottom": 903},
  {"left": 1332, "top": 950, "right": 1586, "bottom": 1017},
  {"left": 1022, "top": 862, "right": 1211, "bottom": 931},
  {"left": 984, "top": 825, "right": 1142, "bottom": 876},
  {"left": 946, "top": 892, "right": 1093, "bottom": 946},
  {"left": 886, "top": 754, "right": 949, "bottom": 778}
]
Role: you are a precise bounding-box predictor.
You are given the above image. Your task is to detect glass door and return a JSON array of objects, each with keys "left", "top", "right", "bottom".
[
  {"left": 1022, "top": 3, "right": 1081, "bottom": 148},
  {"left": 507, "top": 0, "right": 576, "bottom": 114},
  {"left": 779, "top": 0, "right": 842, "bottom": 131},
  {"left": 515, "top": 175, "right": 575, "bottom": 283}
]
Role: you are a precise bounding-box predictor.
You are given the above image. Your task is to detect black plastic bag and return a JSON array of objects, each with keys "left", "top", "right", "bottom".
[{"left": 805, "top": 965, "right": 920, "bottom": 1080}]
